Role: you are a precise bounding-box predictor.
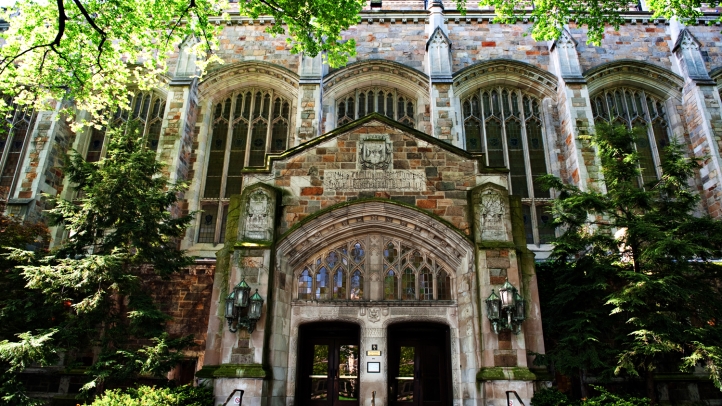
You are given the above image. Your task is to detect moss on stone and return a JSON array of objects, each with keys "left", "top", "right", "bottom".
[
  {"left": 212, "top": 363, "right": 269, "bottom": 378},
  {"left": 476, "top": 367, "right": 536, "bottom": 381}
]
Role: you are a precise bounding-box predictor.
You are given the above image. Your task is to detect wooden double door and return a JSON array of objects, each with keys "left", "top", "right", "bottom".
[
  {"left": 297, "top": 322, "right": 360, "bottom": 406},
  {"left": 388, "top": 323, "right": 452, "bottom": 406}
]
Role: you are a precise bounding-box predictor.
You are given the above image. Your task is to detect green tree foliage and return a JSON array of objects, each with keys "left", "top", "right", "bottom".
[
  {"left": 532, "top": 386, "right": 649, "bottom": 406},
  {"left": 537, "top": 124, "right": 722, "bottom": 401},
  {"left": 476, "top": 0, "right": 713, "bottom": 45},
  {"left": 0, "top": 200, "right": 50, "bottom": 406},
  {"left": 89, "top": 384, "right": 213, "bottom": 406},
  {"left": 0, "top": 122, "right": 195, "bottom": 400},
  {"left": 0, "top": 0, "right": 365, "bottom": 124}
]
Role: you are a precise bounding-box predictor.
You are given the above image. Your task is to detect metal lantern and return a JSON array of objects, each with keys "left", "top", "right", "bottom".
[
  {"left": 248, "top": 289, "right": 264, "bottom": 320},
  {"left": 226, "top": 279, "right": 264, "bottom": 334},
  {"left": 486, "top": 279, "right": 526, "bottom": 335},
  {"left": 225, "top": 291, "right": 237, "bottom": 322},
  {"left": 485, "top": 289, "right": 501, "bottom": 321},
  {"left": 499, "top": 279, "right": 516, "bottom": 310},
  {"left": 234, "top": 278, "right": 251, "bottom": 308},
  {"left": 513, "top": 291, "right": 526, "bottom": 322}
]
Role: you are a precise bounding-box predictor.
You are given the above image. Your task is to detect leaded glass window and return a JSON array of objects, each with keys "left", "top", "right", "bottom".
[
  {"left": 198, "top": 88, "right": 292, "bottom": 244},
  {"left": 88, "top": 92, "right": 166, "bottom": 163},
  {"left": 296, "top": 236, "right": 454, "bottom": 301},
  {"left": 0, "top": 99, "right": 34, "bottom": 196},
  {"left": 337, "top": 87, "right": 415, "bottom": 127},
  {"left": 591, "top": 88, "right": 672, "bottom": 188},
  {"left": 462, "top": 87, "right": 551, "bottom": 245}
]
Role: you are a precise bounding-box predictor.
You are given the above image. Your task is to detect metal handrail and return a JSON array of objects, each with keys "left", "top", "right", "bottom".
[{"left": 506, "top": 390, "right": 526, "bottom": 406}]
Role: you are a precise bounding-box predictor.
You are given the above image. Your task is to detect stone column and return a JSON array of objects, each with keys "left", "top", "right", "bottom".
[
  {"left": 296, "top": 53, "right": 324, "bottom": 144},
  {"left": 472, "top": 181, "right": 535, "bottom": 406},
  {"left": 199, "top": 183, "right": 279, "bottom": 405},
  {"left": 549, "top": 29, "right": 603, "bottom": 191},
  {"left": 674, "top": 29, "right": 722, "bottom": 217},
  {"left": 426, "top": 0, "right": 461, "bottom": 144}
]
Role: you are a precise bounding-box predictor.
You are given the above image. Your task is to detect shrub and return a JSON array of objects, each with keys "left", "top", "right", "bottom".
[
  {"left": 582, "top": 386, "right": 648, "bottom": 406},
  {"left": 532, "top": 388, "right": 571, "bottom": 406},
  {"left": 89, "top": 384, "right": 213, "bottom": 406}
]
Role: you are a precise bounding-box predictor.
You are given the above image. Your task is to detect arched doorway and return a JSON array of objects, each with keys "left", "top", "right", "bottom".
[
  {"left": 388, "top": 322, "right": 452, "bottom": 406},
  {"left": 296, "top": 322, "right": 361, "bottom": 406}
]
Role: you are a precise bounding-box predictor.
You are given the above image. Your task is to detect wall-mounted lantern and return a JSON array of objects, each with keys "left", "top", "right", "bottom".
[
  {"left": 225, "top": 278, "right": 264, "bottom": 333},
  {"left": 485, "top": 279, "right": 526, "bottom": 334}
]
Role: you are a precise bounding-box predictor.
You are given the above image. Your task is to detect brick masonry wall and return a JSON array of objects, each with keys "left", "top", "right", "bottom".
[
  {"left": 143, "top": 268, "right": 215, "bottom": 351},
  {"left": 269, "top": 120, "right": 477, "bottom": 235}
]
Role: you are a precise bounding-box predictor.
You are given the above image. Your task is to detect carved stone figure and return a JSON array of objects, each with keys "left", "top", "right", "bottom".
[
  {"left": 244, "top": 190, "right": 272, "bottom": 240},
  {"left": 478, "top": 189, "right": 507, "bottom": 241}
]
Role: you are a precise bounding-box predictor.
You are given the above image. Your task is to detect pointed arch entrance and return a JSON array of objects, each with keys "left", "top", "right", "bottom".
[{"left": 274, "top": 201, "right": 479, "bottom": 406}]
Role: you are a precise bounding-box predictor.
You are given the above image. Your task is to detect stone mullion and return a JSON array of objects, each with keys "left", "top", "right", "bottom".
[
  {"left": 639, "top": 91, "right": 665, "bottom": 179},
  {"left": 264, "top": 89, "right": 274, "bottom": 157}
]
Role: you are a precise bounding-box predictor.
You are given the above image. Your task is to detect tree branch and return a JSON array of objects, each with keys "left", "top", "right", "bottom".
[
  {"left": 165, "top": 0, "right": 197, "bottom": 50},
  {"left": 69, "top": 0, "right": 107, "bottom": 69},
  {"left": 0, "top": 0, "right": 68, "bottom": 77}
]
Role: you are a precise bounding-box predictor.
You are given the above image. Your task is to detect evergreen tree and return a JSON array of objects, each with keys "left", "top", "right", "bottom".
[
  {"left": 0, "top": 122, "right": 195, "bottom": 402},
  {"left": 537, "top": 124, "right": 722, "bottom": 403}
]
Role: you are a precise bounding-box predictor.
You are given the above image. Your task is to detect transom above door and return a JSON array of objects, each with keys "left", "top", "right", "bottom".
[{"left": 295, "top": 235, "right": 455, "bottom": 302}]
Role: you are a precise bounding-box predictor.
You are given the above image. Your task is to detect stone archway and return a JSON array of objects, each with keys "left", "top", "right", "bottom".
[{"left": 272, "top": 201, "right": 480, "bottom": 406}]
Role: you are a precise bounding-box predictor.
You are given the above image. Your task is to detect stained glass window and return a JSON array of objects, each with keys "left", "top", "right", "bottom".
[
  {"left": 462, "top": 87, "right": 551, "bottom": 245},
  {"left": 337, "top": 87, "right": 415, "bottom": 127},
  {"left": 296, "top": 237, "right": 454, "bottom": 301},
  {"left": 198, "top": 88, "right": 292, "bottom": 244},
  {"left": 591, "top": 87, "right": 672, "bottom": 188}
]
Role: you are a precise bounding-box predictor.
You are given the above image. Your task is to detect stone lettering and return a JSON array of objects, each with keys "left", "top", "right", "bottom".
[{"left": 324, "top": 170, "right": 426, "bottom": 192}]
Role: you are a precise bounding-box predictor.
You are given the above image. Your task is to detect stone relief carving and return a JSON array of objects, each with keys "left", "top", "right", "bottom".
[
  {"left": 477, "top": 189, "right": 507, "bottom": 241},
  {"left": 244, "top": 189, "right": 273, "bottom": 240},
  {"left": 428, "top": 27, "right": 452, "bottom": 77},
  {"left": 242, "top": 256, "right": 264, "bottom": 268},
  {"left": 359, "top": 135, "right": 393, "bottom": 170},
  {"left": 321, "top": 134, "right": 427, "bottom": 192},
  {"left": 675, "top": 29, "right": 711, "bottom": 80},
  {"left": 368, "top": 307, "right": 381, "bottom": 323}
]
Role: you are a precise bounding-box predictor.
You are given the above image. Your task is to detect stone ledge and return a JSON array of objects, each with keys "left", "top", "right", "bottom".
[
  {"left": 476, "top": 367, "right": 536, "bottom": 381},
  {"left": 197, "top": 363, "right": 269, "bottom": 379}
]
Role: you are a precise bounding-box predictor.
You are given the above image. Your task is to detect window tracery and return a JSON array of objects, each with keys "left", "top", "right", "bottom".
[
  {"left": 336, "top": 87, "right": 415, "bottom": 127},
  {"left": 0, "top": 99, "right": 35, "bottom": 195},
  {"left": 296, "top": 237, "right": 453, "bottom": 301},
  {"left": 198, "top": 88, "right": 292, "bottom": 244},
  {"left": 86, "top": 92, "right": 166, "bottom": 163},
  {"left": 462, "top": 87, "right": 551, "bottom": 245},
  {"left": 591, "top": 87, "right": 671, "bottom": 187}
]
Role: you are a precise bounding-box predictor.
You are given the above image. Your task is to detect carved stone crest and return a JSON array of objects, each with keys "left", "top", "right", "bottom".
[
  {"left": 368, "top": 307, "right": 381, "bottom": 323},
  {"left": 359, "top": 135, "right": 392, "bottom": 170}
]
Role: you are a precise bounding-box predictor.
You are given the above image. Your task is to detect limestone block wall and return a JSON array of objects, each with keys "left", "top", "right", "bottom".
[
  {"left": 447, "top": 21, "right": 551, "bottom": 73},
  {"left": 571, "top": 22, "right": 674, "bottom": 72}
]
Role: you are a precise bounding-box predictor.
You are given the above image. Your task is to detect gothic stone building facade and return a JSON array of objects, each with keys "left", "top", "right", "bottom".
[{"left": 6, "top": 0, "right": 722, "bottom": 404}]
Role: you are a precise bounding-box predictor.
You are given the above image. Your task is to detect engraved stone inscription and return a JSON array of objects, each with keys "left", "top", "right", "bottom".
[{"left": 324, "top": 170, "right": 426, "bottom": 192}]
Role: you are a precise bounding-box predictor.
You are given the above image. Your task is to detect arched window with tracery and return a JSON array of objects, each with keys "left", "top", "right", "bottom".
[
  {"left": 198, "top": 88, "right": 292, "bottom": 244},
  {"left": 591, "top": 87, "right": 672, "bottom": 187},
  {"left": 87, "top": 91, "right": 166, "bottom": 163},
  {"left": 295, "top": 236, "right": 454, "bottom": 301},
  {"left": 0, "top": 99, "right": 34, "bottom": 196},
  {"left": 337, "top": 87, "right": 415, "bottom": 127},
  {"left": 462, "top": 87, "right": 551, "bottom": 245}
]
